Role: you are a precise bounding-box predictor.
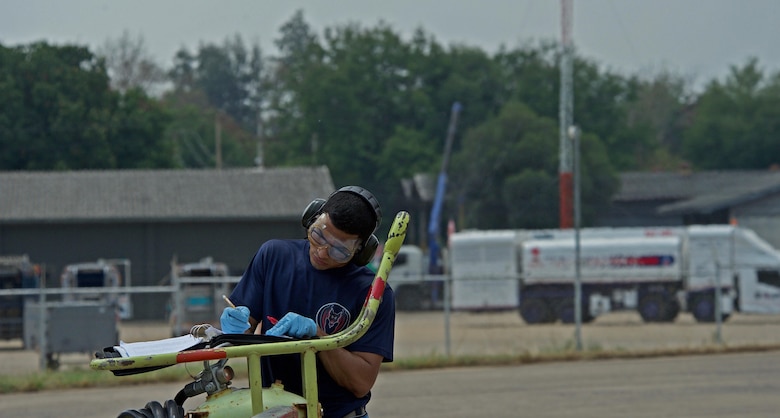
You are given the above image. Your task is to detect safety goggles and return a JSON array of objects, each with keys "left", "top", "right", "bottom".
[{"left": 307, "top": 215, "right": 358, "bottom": 263}]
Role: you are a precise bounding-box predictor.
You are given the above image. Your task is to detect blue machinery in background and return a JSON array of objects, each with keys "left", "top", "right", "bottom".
[{"left": 428, "top": 102, "right": 461, "bottom": 275}]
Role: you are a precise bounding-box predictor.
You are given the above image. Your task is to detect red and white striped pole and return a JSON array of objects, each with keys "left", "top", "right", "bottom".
[{"left": 559, "top": 0, "right": 574, "bottom": 229}]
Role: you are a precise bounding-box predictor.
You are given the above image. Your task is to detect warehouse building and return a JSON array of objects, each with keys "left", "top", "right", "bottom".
[
  {"left": 0, "top": 166, "right": 335, "bottom": 320},
  {"left": 598, "top": 170, "right": 780, "bottom": 248}
]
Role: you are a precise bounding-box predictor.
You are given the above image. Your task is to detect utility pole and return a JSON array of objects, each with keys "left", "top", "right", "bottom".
[
  {"left": 562, "top": 0, "right": 582, "bottom": 353},
  {"left": 559, "top": 0, "right": 574, "bottom": 229},
  {"left": 570, "top": 125, "right": 583, "bottom": 351},
  {"left": 255, "top": 110, "right": 264, "bottom": 168},
  {"left": 214, "top": 112, "right": 223, "bottom": 170}
]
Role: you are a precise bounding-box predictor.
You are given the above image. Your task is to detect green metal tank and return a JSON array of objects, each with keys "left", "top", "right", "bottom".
[{"left": 188, "top": 381, "right": 315, "bottom": 417}]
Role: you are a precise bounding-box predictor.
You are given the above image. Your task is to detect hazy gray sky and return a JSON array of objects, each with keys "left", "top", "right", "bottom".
[{"left": 3, "top": 0, "right": 779, "bottom": 90}]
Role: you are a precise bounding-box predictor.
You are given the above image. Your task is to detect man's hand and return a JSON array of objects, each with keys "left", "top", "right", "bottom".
[
  {"left": 220, "top": 306, "right": 250, "bottom": 334},
  {"left": 266, "top": 312, "right": 317, "bottom": 338}
]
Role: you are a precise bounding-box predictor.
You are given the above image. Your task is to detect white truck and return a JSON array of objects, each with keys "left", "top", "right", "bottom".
[
  {"left": 380, "top": 245, "right": 446, "bottom": 311},
  {"left": 450, "top": 230, "right": 522, "bottom": 311},
  {"left": 449, "top": 225, "right": 780, "bottom": 324}
]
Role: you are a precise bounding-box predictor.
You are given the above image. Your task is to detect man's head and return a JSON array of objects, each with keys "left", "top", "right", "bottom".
[
  {"left": 321, "top": 188, "right": 380, "bottom": 243},
  {"left": 302, "top": 186, "right": 381, "bottom": 268}
]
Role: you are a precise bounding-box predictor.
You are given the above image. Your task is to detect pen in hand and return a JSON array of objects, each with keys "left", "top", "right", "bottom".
[
  {"left": 222, "top": 294, "right": 236, "bottom": 309},
  {"left": 222, "top": 294, "right": 278, "bottom": 330}
]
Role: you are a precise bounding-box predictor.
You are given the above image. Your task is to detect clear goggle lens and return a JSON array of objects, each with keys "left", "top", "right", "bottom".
[{"left": 309, "top": 226, "right": 353, "bottom": 262}]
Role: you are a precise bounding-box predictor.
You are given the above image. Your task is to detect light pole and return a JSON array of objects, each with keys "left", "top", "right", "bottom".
[
  {"left": 569, "top": 125, "right": 583, "bottom": 351},
  {"left": 559, "top": 0, "right": 574, "bottom": 229}
]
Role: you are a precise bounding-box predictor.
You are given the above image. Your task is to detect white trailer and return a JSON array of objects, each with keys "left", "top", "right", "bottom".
[
  {"left": 450, "top": 230, "right": 522, "bottom": 310},
  {"left": 520, "top": 235, "right": 686, "bottom": 323},
  {"left": 448, "top": 225, "right": 780, "bottom": 323}
]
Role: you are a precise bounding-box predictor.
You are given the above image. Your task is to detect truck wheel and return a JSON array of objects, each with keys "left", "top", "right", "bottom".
[
  {"left": 638, "top": 294, "right": 668, "bottom": 322},
  {"left": 661, "top": 299, "right": 680, "bottom": 322},
  {"left": 691, "top": 295, "right": 714, "bottom": 322},
  {"left": 691, "top": 295, "right": 730, "bottom": 323},
  {"left": 520, "top": 298, "right": 554, "bottom": 324},
  {"left": 555, "top": 300, "right": 594, "bottom": 324}
]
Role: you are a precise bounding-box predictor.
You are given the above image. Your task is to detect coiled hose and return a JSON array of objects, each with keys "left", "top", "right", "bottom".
[{"left": 117, "top": 400, "right": 184, "bottom": 418}]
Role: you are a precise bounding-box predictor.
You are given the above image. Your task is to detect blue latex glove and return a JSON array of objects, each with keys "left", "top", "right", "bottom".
[
  {"left": 220, "top": 306, "right": 250, "bottom": 334},
  {"left": 266, "top": 312, "right": 317, "bottom": 338}
]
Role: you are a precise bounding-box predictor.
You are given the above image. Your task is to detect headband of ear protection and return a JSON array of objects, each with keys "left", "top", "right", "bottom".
[{"left": 301, "top": 186, "right": 382, "bottom": 266}]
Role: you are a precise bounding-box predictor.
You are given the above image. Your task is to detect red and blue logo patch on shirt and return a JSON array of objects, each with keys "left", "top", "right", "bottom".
[{"left": 316, "top": 303, "right": 351, "bottom": 335}]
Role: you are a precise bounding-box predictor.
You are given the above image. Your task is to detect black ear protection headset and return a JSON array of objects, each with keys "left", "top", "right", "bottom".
[{"left": 301, "top": 186, "right": 382, "bottom": 266}]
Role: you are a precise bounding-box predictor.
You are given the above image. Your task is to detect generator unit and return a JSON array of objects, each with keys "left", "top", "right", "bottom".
[
  {"left": 60, "top": 259, "right": 132, "bottom": 319},
  {"left": 169, "top": 257, "right": 238, "bottom": 336},
  {"left": 0, "top": 254, "right": 41, "bottom": 341}
]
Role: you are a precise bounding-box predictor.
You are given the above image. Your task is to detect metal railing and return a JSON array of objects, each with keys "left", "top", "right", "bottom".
[{"left": 0, "top": 269, "right": 244, "bottom": 370}]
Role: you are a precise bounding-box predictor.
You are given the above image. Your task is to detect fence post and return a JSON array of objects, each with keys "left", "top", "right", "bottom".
[
  {"left": 443, "top": 274, "right": 451, "bottom": 357},
  {"left": 37, "top": 265, "right": 47, "bottom": 371},
  {"left": 172, "top": 262, "right": 183, "bottom": 336}
]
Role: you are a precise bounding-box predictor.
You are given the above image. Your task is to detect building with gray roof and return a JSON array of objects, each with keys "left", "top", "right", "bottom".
[
  {"left": 599, "top": 170, "right": 780, "bottom": 248},
  {"left": 0, "top": 166, "right": 335, "bottom": 319}
]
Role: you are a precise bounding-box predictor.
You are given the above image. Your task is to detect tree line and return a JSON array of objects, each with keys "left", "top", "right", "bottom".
[{"left": 2, "top": 10, "right": 780, "bottom": 237}]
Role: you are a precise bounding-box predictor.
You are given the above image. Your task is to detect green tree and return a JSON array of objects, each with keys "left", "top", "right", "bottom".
[
  {"left": 111, "top": 88, "right": 174, "bottom": 168},
  {"left": 263, "top": 10, "right": 323, "bottom": 169},
  {"left": 169, "top": 35, "right": 267, "bottom": 133},
  {"left": 266, "top": 12, "right": 507, "bottom": 207},
  {"left": 683, "top": 58, "right": 780, "bottom": 169},
  {"left": 267, "top": 14, "right": 424, "bottom": 195},
  {"left": 169, "top": 48, "right": 197, "bottom": 93},
  {"left": 494, "top": 41, "right": 561, "bottom": 119},
  {"left": 262, "top": 13, "right": 642, "bottom": 233},
  {"left": 495, "top": 43, "right": 661, "bottom": 171},
  {"left": 451, "top": 101, "right": 617, "bottom": 229},
  {"left": 0, "top": 43, "right": 110, "bottom": 169},
  {"left": 162, "top": 90, "right": 257, "bottom": 168},
  {"left": 97, "top": 31, "right": 167, "bottom": 96},
  {"left": 165, "top": 35, "right": 267, "bottom": 168},
  {"left": 0, "top": 42, "right": 173, "bottom": 170}
]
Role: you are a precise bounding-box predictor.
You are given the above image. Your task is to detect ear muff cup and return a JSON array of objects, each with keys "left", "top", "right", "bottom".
[
  {"left": 351, "top": 234, "right": 379, "bottom": 267},
  {"left": 300, "top": 186, "right": 381, "bottom": 266},
  {"left": 301, "top": 198, "right": 327, "bottom": 229}
]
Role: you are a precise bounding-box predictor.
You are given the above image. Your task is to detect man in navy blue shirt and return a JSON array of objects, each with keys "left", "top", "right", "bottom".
[{"left": 222, "top": 186, "right": 394, "bottom": 418}]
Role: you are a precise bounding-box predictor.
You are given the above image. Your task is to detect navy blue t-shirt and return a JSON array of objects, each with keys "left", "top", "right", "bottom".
[{"left": 229, "top": 239, "right": 395, "bottom": 418}]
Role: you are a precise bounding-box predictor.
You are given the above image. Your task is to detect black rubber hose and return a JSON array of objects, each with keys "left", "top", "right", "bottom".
[
  {"left": 173, "top": 389, "right": 189, "bottom": 407},
  {"left": 117, "top": 411, "right": 147, "bottom": 418},
  {"left": 119, "top": 409, "right": 153, "bottom": 418},
  {"left": 164, "top": 399, "right": 185, "bottom": 418},
  {"left": 119, "top": 398, "right": 184, "bottom": 418},
  {"left": 145, "top": 401, "right": 166, "bottom": 418}
]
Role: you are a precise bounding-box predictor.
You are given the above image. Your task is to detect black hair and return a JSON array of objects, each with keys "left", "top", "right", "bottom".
[{"left": 321, "top": 190, "right": 378, "bottom": 243}]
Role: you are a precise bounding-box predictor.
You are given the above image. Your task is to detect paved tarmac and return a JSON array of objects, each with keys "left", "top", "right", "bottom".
[
  {"left": 2, "top": 351, "right": 778, "bottom": 417},
  {"left": 3, "top": 310, "right": 780, "bottom": 417}
]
